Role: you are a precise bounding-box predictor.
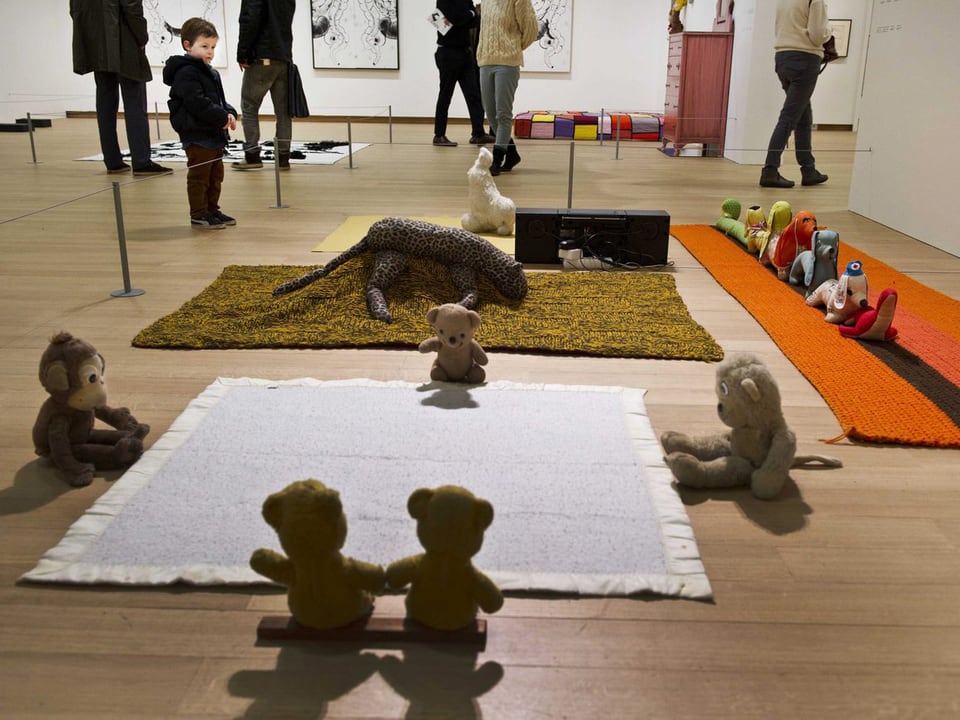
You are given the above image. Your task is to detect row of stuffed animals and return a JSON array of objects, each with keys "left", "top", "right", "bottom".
[{"left": 716, "top": 199, "right": 900, "bottom": 341}]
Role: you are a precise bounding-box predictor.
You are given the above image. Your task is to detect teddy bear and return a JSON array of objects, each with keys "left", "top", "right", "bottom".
[
  {"left": 250, "top": 479, "right": 386, "bottom": 630},
  {"left": 461, "top": 147, "right": 516, "bottom": 236},
  {"left": 660, "top": 353, "right": 841, "bottom": 499},
  {"left": 32, "top": 331, "right": 149, "bottom": 487},
  {"left": 418, "top": 303, "right": 489, "bottom": 383},
  {"left": 386, "top": 485, "right": 504, "bottom": 631}
]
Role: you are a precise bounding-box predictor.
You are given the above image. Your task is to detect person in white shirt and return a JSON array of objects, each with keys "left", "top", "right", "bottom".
[{"left": 760, "top": 0, "right": 833, "bottom": 188}]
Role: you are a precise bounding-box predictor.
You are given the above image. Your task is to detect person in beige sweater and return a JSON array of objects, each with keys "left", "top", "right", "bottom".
[
  {"left": 476, "top": 0, "right": 539, "bottom": 175},
  {"left": 760, "top": 0, "right": 833, "bottom": 188}
]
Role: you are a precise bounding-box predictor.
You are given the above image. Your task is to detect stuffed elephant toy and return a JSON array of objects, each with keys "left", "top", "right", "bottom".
[{"left": 789, "top": 229, "right": 839, "bottom": 295}]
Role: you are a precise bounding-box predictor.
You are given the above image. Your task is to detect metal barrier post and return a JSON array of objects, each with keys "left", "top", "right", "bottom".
[
  {"left": 27, "top": 112, "right": 40, "bottom": 164},
  {"left": 388, "top": 105, "right": 393, "bottom": 144},
  {"left": 154, "top": 102, "right": 161, "bottom": 140},
  {"left": 567, "top": 142, "right": 575, "bottom": 209},
  {"left": 110, "top": 182, "right": 145, "bottom": 297},
  {"left": 270, "top": 136, "right": 288, "bottom": 209},
  {"left": 347, "top": 120, "right": 355, "bottom": 169}
]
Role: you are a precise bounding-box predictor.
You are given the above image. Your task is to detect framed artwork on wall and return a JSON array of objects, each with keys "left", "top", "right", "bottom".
[
  {"left": 143, "top": 0, "right": 229, "bottom": 68},
  {"left": 523, "top": 0, "right": 573, "bottom": 73},
  {"left": 830, "top": 18, "right": 852, "bottom": 58},
  {"left": 311, "top": 0, "right": 400, "bottom": 70}
]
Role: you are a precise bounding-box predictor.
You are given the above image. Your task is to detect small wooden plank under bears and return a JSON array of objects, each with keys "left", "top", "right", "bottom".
[{"left": 256, "top": 615, "right": 487, "bottom": 650}]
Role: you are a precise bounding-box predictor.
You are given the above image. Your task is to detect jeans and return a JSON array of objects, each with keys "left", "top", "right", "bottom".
[
  {"left": 434, "top": 46, "right": 487, "bottom": 138},
  {"left": 479, "top": 64, "right": 520, "bottom": 148},
  {"left": 764, "top": 51, "right": 821, "bottom": 169},
  {"left": 239, "top": 61, "right": 292, "bottom": 157},
  {"left": 185, "top": 144, "right": 224, "bottom": 218},
  {"left": 94, "top": 71, "right": 151, "bottom": 169}
]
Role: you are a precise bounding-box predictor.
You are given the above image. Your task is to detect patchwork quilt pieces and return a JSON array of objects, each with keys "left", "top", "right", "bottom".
[{"left": 514, "top": 111, "right": 663, "bottom": 141}]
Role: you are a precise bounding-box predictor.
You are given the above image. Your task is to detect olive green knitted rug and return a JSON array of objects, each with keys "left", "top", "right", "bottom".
[{"left": 133, "top": 256, "right": 723, "bottom": 360}]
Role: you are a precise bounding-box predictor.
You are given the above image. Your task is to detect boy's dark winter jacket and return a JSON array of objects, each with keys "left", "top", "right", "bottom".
[{"left": 162, "top": 54, "right": 237, "bottom": 147}]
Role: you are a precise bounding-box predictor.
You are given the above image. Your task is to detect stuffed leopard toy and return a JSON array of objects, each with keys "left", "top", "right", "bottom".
[{"left": 273, "top": 217, "right": 529, "bottom": 323}]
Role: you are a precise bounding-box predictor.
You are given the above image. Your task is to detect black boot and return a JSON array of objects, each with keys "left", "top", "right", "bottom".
[
  {"left": 491, "top": 147, "right": 506, "bottom": 176},
  {"left": 759, "top": 166, "right": 795, "bottom": 188},
  {"left": 501, "top": 140, "right": 521, "bottom": 172},
  {"left": 278, "top": 152, "right": 291, "bottom": 170},
  {"left": 801, "top": 167, "right": 828, "bottom": 186}
]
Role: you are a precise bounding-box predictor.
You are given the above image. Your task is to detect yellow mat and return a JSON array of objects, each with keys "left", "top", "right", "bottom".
[{"left": 313, "top": 215, "right": 515, "bottom": 254}]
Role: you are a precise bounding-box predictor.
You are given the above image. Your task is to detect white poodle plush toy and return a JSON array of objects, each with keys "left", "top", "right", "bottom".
[{"left": 461, "top": 147, "right": 516, "bottom": 237}]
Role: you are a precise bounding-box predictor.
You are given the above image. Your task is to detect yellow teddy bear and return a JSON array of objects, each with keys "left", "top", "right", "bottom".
[
  {"left": 250, "top": 479, "right": 386, "bottom": 630},
  {"left": 386, "top": 485, "right": 504, "bottom": 631}
]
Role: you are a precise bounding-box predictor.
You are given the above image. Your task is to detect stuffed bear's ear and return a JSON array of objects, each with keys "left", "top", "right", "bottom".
[
  {"left": 42, "top": 360, "right": 70, "bottom": 393},
  {"left": 315, "top": 488, "right": 343, "bottom": 520},
  {"left": 407, "top": 488, "right": 434, "bottom": 519},
  {"left": 740, "top": 378, "right": 761, "bottom": 403},
  {"left": 426, "top": 307, "right": 440, "bottom": 325},
  {"left": 262, "top": 493, "right": 282, "bottom": 527},
  {"left": 474, "top": 498, "right": 494, "bottom": 530},
  {"left": 468, "top": 310, "right": 481, "bottom": 330}
]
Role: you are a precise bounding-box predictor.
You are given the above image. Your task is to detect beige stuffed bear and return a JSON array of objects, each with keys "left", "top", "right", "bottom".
[
  {"left": 250, "top": 479, "right": 386, "bottom": 630},
  {"left": 660, "top": 353, "right": 840, "bottom": 499},
  {"left": 418, "top": 303, "right": 488, "bottom": 383},
  {"left": 386, "top": 485, "right": 504, "bottom": 631}
]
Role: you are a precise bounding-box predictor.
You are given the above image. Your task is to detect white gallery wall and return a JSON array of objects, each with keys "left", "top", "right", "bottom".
[{"left": 1, "top": 0, "right": 865, "bottom": 133}]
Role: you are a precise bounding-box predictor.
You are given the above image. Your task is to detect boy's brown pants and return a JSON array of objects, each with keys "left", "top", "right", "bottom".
[{"left": 185, "top": 144, "right": 224, "bottom": 218}]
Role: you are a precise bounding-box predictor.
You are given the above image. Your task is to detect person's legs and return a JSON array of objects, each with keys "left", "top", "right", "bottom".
[
  {"left": 185, "top": 144, "right": 220, "bottom": 224},
  {"left": 763, "top": 51, "right": 820, "bottom": 171},
  {"left": 94, "top": 71, "right": 123, "bottom": 170},
  {"left": 479, "top": 65, "right": 498, "bottom": 138},
  {"left": 433, "top": 46, "right": 459, "bottom": 138},
  {"left": 491, "top": 65, "right": 519, "bottom": 149},
  {"left": 118, "top": 75, "right": 152, "bottom": 168},
  {"left": 239, "top": 64, "right": 272, "bottom": 158},
  {"left": 455, "top": 50, "right": 487, "bottom": 139},
  {"left": 206, "top": 150, "right": 225, "bottom": 214},
  {"left": 267, "top": 62, "right": 292, "bottom": 158}
]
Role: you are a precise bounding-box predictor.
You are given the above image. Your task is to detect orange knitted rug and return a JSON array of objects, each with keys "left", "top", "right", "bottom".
[{"left": 672, "top": 225, "right": 960, "bottom": 448}]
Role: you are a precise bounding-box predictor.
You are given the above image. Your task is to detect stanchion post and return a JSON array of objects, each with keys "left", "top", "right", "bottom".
[
  {"left": 154, "top": 101, "right": 161, "bottom": 140},
  {"left": 347, "top": 120, "right": 355, "bottom": 169},
  {"left": 567, "top": 141, "right": 575, "bottom": 209},
  {"left": 110, "top": 182, "right": 145, "bottom": 298},
  {"left": 270, "top": 136, "right": 289, "bottom": 209},
  {"left": 615, "top": 114, "right": 622, "bottom": 160},
  {"left": 27, "top": 112, "right": 40, "bottom": 165},
  {"left": 599, "top": 108, "right": 605, "bottom": 147},
  {"left": 388, "top": 105, "right": 393, "bottom": 144}
]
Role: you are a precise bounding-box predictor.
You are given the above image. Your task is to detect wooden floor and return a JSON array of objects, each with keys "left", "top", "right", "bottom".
[{"left": 2, "top": 119, "right": 959, "bottom": 719}]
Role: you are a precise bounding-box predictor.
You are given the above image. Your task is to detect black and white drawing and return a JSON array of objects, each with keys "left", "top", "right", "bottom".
[
  {"left": 524, "top": 0, "right": 573, "bottom": 73},
  {"left": 311, "top": 0, "right": 399, "bottom": 69},
  {"left": 143, "top": 0, "right": 229, "bottom": 68}
]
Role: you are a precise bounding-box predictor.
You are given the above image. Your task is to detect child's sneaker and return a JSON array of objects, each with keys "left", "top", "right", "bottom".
[
  {"left": 191, "top": 213, "right": 226, "bottom": 229},
  {"left": 213, "top": 211, "right": 236, "bottom": 226}
]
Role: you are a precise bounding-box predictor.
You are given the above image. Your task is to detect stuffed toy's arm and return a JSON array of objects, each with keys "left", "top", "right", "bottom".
[
  {"left": 250, "top": 548, "right": 296, "bottom": 586},
  {"left": 385, "top": 555, "right": 421, "bottom": 590},
  {"left": 473, "top": 570, "right": 504, "bottom": 615},
  {"left": 95, "top": 405, "right": 149, "bottom": 437},
  {"left": 750, "top": 428, "right": 797, "bottom": 500},
  {"left": 418, "top": 338, "right": 441, "bottom": 354},
  {"left": 470, "top": 340, "right": 488, "bottom": 366},
  {"left": 660, "top": 429, "right": 733, "bottom": 460},
  {"left": 344, "top": 558, "right": 387, "bottom": 593}
]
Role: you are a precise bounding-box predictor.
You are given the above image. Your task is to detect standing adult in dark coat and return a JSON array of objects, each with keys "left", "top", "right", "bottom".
[
  {"left": 431, "top": 0, "right": 495, "bottom": 148},
  {"left": 233, "top": 0, "right": 296, "bottom": 170},
  {"left": 70, "top": 0, "right": 170, "bottom": 175}
]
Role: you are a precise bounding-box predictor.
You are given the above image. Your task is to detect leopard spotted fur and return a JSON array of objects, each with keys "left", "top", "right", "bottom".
[{"left": 273, "top": 217, "right": 529, "bottom": 323}]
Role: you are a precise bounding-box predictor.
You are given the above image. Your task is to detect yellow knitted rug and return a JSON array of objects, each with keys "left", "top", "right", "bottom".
[{"left": 133, "top": 255, "right": 723, "bottom": 361}]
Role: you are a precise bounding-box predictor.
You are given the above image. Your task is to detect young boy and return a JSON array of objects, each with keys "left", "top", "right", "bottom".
[{"left": 163, "top": 18, "right": 238, "bottom": 229}]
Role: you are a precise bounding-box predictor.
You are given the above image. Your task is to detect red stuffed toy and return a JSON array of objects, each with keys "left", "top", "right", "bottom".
[
  {"left": 839, "top": 288, "right": 899, "bottom": 341},
  {"left": 770, "top": 210, "right": 817, "bottom": 280}
]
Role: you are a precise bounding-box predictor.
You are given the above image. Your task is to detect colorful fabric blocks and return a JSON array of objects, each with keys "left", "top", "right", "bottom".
[{"left": 513, "top": 111, "right": 663, "bottom": 141}]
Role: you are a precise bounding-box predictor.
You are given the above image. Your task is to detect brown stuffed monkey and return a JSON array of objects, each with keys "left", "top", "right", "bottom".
[{"left": 32, "top": 332, "right": 149, "bottom": 487}]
